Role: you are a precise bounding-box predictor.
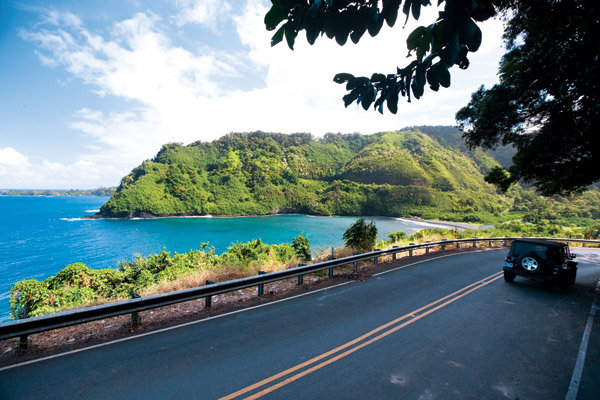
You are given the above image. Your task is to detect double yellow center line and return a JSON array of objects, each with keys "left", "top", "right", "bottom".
[{"left": 219, "top": 271, "right": 503, "bottom": 400}]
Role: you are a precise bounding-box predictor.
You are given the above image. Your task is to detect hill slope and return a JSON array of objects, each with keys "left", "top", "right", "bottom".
[{"left": 97, "top": 129, "right": 512, "bottom": 223}]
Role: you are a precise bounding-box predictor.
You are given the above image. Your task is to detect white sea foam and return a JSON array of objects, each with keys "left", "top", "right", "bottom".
[
  {"left": 60, "top": 217, "right": 83, "bottom": 222},
  {"left": 394, "top": 218, "right": 453, "bottom": 229},
  {"left": 85, "top": 209, "right": 100, "bottom": 213}
]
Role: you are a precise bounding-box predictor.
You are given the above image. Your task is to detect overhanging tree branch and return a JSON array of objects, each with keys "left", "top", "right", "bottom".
[{"left": 265, "top": 0, "right": 500, "bottom": 113}]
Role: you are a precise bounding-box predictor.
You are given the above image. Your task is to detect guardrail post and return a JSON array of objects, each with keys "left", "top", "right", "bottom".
[
  {"left": 258, "top": 271, "right": 266, "bottom": 296},
  {"left": 374, "top": 249, "right": 380, "bottom": 264},
  {"left": 353, "top": 253, "right": 358, "bottom": 270},
  {"left": 392, "top": 246, "right": 398, "bottom": 260},
  {"left": 425, "top": 241, "right": 430, "bottom": 254},
  {"left": 298, "top": 264, "right": 306, "bottom": 285},
  {"left": 583, "top": 242, "right": 586, "bottom": 248},
  {"left": 205, "top": 280, "right": 214, "bottom": 308},
  {"left": 457, "top": 242, "right": 460, "bottom": 249},
  {"left": 329, "top": 248, "right": 335, "bottom": 276},
  {"left": 409, "top": 243, "right": 414, "bottom": 256},
  {"left": 473, "top": 239, "right": 477, "bottom": 248},
  {"left": 131, "top": 292, "right": 141, "bottom": 328},
  {"left": 504, "top": 236, "right": 507, "bottom": 247},
  {"left": 441, "top": 242, "right": 446, "bottom": 251},
  {"left": 488, "top": 240, "right": 492, "bottom": 247},
  {"left": 18, "top": 335, "right": 28, "bottom": 351}
]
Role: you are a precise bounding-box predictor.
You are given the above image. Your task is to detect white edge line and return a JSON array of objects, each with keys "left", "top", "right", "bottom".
[
  {"left": 565, "top": 275, "right": 600, "bottom": 400},
  {"left": 0, "top": 249, "right": 497, "bottom": 372}
]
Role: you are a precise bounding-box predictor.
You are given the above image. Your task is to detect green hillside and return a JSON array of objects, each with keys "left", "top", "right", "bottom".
[{"left": 97, "top": 129, "right": 515, "bottom": 223}]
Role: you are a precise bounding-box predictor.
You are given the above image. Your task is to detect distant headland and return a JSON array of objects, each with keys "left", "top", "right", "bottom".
[{"left": 0, "top": 187, "right": 116, "bottom": 197}]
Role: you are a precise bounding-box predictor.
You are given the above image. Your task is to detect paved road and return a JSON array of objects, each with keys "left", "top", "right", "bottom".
[{"left": 1, "top": 249, "right": 599, "bottom": 399}]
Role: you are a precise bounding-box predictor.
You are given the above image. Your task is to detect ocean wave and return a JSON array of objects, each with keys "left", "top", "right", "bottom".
[
  {"left": 85, "top": 209, "right": 100, "bottom": 213},
  {"left": 60, "top": 217, "right": 83, "bottom": 222}
]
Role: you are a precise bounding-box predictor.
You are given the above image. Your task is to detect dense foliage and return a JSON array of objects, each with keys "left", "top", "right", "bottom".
[
  {"left": 9, "top": 239, "right": 301, "bottom": 320},
  {"left": 99, "top": 129, "right": 519, "bottom": 224}
]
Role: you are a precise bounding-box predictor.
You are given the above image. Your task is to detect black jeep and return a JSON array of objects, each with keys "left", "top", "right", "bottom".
[{"left": 503, "top": 238, "right": 577, "bottom": 287}]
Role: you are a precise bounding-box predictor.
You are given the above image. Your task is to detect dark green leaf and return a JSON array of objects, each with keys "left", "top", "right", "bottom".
[
  {"left": 333, "top": 73, "right": 355, "bottom": 84},
  {"left": 411, "top": 2, "right": 421, "bottom": 20},
  {"left": 439, "top": 65, "right": 450, "bottom": 88},
  {"left": 411, "top": 78, "right": 424, "bottom": 99},
  {"left": 368, "top": 12, "right": 384, "bottom": 36},
  {"left": 361, "top": 86, "right": 376, "bottom": 110},
  {"left": 441, "top": 30, "right": 459, "bottom": 66},
  {"left": 343, "top": 90, "right": 361, "bottom": 107},
  {"left": 324, "top": 11, "right": 337, "bottom": 39},
  {"left": 350, "top": 8, "right": 369, "bottom": 44},
  {"left": 382, "top": 0, "right": 400, "bottom": 27},
  {"left": 284, "top": 27, "right": 295, "bottom": 50},
  {"left": 387, "top": 85, "right": 399, "bottom": 114},
  {"left": 370, "top": 73, "right": 386, "bottom": 83},
  {"left": 264, "top": 4, "right": 287, "bottom": 31},
  {"left": 407, "top": 26, "right": 427, "bottom": 50},
  {"left": 305, "top": 19, "right": 320, "bottom": 45},
  {"left": 426, "top": 66, "right": 440, "bottom": 91},
  {"left": 463, "top": 19, "right": 482, "bottom": 52},
  {"left": 402, "top": 0, "right": 412, "bottom": 26},
  {"left": 271, "top": 26, "right": 285, "bottom": 47}
]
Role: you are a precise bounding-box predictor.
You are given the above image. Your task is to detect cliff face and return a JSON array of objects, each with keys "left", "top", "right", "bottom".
[{"left": 97, "top": 128, "right": 511, "bottom": 222}]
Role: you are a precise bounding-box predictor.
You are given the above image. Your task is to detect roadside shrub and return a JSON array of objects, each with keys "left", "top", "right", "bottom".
[
  {"left": 49, "top": 262, "right": 94, "bottom": 290},
  {"left": 90, "top": 268, "right": 128, "bottom": 298},
  {"left": 292, "top": 234, "right": 312, "bottom": 261},
  {"left": 272, "top": 244, "right": 296, "bottom": 263},
  {"left": 343, "top": 218, "right": 377, "bottom": 252},
  {"left": 387, "top": 231, "right": 407, "bottom": 242},
  {"left": 9, "top": 279, "right": 49, "bottom": 320}
]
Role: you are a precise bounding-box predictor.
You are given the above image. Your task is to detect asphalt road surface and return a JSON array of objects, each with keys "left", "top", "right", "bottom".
[{"left": 1, "top": 249, "right": 599, "bottom": 400}]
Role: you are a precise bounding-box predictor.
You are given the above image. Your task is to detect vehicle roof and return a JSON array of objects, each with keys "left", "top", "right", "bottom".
[{"left": 511, "top": 238, "right": 568, "bottom": 248}]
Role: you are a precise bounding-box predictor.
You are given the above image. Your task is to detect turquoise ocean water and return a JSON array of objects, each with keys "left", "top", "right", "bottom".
[{"left": 0, "top": 196, "right": 447, "bottom": 321}]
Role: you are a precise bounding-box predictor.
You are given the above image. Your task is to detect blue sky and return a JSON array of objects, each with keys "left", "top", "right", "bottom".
[{"left": 0, "top": 1, "right": 505, "bottom": 189}]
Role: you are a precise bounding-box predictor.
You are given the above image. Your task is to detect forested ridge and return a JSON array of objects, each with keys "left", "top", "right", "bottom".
[{"left": 97, "top": 127, "right": 598, "bottom": 225}]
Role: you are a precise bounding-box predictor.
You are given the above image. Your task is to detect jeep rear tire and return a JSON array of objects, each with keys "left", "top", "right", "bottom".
[{"left": 504, "top": 270, "right": 516, "bottom": 283}]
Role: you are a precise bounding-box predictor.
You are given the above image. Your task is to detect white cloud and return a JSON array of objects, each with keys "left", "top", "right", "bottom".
[
  {"left": 0, "top": 147, "right": 30, "bottom": 167},
  {"left": 0, "top": 147, "right": 119, "bottom": 189},
  {"left": 16, "top": 1, "right": 505, "bottom": 188},
  {"left": 172, "top": 0, "right": 232, "bottom": 29}
]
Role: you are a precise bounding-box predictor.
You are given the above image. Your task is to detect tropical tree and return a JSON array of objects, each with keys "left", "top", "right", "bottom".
[
  {"left": 456, "top": 0, "right": 599, "bottom": 195},
  {"left": 343, "top": 218, "right": 378, "bottom": 251},
  {"left": 292, "top": 233, "right": 312, "bottom": 261}
]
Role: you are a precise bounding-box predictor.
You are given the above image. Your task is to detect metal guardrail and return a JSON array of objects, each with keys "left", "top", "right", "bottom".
[{"left": 1, "top": 236, "right": 598, "bottom": 346}]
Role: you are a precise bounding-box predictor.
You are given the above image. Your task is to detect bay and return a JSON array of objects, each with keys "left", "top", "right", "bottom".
[{"left": 0, "top": 196, "right": 447, "bottom": 321}]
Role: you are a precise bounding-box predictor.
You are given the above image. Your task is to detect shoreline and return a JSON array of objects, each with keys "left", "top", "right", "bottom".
[
  {"left": 84, "top": 211, "right": 486, "bottom": 231},
  {"left": 397, "top": 217, "right": 486, "bottom": 231}
]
